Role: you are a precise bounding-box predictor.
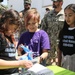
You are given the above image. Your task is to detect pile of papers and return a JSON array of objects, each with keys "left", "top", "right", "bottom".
[{"left": 24, "top": 63, "right": 54, "bottom": 75}]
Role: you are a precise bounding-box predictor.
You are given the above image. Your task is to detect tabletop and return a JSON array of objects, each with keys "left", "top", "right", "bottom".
[{"left": 47, "top": 65, "right": 75, "bottom": 75}]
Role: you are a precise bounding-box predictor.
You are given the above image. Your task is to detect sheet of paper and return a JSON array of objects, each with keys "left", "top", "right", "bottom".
[{"left": 28, "top": 63, "right": 47, "bottom": 73}]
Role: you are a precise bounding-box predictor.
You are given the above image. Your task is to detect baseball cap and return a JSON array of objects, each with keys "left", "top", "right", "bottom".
[
  {"left": 51, "top": 0, "right": 63, "bottom": 2},
  {"left": 24, "top": 0, "right": 32, "bottom": 5}
]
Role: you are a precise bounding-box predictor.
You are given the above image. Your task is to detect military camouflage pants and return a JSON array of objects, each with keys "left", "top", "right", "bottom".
[{"left": 46, "top": 40, "right": 58, "bottom": 65}]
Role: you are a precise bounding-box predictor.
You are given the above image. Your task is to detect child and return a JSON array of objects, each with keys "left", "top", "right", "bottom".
[
  {"left": 0, "top": 9, "right": 33, "bottom": 74},
  {"left": 0, "top": 59, "right": 32, "bottom": 69},
  {"left": 17, "top": 9, "right": 50, "bottom": 66},
  {"left": 58, "top": 4, "right": 75, "bottom": 72}
]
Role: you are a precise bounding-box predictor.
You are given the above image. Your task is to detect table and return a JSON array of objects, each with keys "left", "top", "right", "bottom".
[{"left": 47, "top": 65, "right": 75, "bottom": 75}]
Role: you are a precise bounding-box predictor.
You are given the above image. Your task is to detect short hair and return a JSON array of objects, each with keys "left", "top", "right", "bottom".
[{"left": 24, "top": 9, "right": 40, "bottom": 27}]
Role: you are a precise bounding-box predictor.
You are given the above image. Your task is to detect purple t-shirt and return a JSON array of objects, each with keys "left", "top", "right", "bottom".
[{"left": 18, "top": 30, "right": 50, "bottom": 57}]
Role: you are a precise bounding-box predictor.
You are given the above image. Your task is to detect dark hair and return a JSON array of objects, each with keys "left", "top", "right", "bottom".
[
  {"left": 64, "top": 4, "right": 75, "bottom": 13},
  {"left": 0, "top": 9, "right": 21, "bottom": 32},
  {"left": 64, "top": 4, "right": 75, "bottom": 29},
  {"left": 63, "top": 21, "right": 69, "bottom": 30}
]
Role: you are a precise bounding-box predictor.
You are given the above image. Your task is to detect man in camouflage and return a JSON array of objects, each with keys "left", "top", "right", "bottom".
[
  {"left": 20, "top": 0, "right": 31, "bottom": 17},
  {"left": 19, "top": 0, "right": 32, "bottom": 35},
  {"left": 41, "top": 0, "right": 65, "bottom": 65}
]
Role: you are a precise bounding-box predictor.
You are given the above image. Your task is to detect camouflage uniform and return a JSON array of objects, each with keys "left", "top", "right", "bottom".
[
  {"left": 41, "top": 9, "right": 65, "bottom": 65},
  {"left": 19, "top": 0, "right": 31, "bottom": 35}
]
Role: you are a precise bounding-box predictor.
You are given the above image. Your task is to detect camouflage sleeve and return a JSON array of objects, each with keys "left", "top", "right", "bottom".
[{"left": 40, "top": 14, "right": 48, "bottom": 32}]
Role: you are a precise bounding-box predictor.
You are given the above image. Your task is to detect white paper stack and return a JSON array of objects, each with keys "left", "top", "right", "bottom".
[{"left": 24, "top": 63, "right": 54, "bottom": 75}]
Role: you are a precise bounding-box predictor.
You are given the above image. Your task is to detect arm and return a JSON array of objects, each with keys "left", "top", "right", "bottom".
[
  {"left": 17, "top": 46, "right": 23, "bottom": 56},
  {"left": 17, "top": 34, "right": 25, "bottom": 56},
  {"left": 57, "top": 29, "right": 63, "bottom": 66},
  {"left": 0, "top": 59, "right": 33, "bottom": 69},
  {"left": 38, "top": 49, "right": 48, "bottom": 64},
  {"left": 41, "top": 15, "right": 48, "bottom": 31},
  {"left": 57, "top": 48, "right": 62, "bottom": 66},
  {"left": 40, "top": 50, "right": 48, "bottom": 59},
  {"left": 16, "top": 45, "right": 23, "bottom": 60},
  {"left": 38, "top": 31, "right": 50, "bottom": 63},
  {"left": 17, "top": 43, "right": 30, "bottom": 60}
]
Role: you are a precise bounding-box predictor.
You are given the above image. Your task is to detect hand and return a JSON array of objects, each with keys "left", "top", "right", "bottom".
[
  {"left": 18, "top": 44, "right": 24, "bottom": 51},
  {"left": 17, "top": 44, "right": 24, "bottom": 56},
  {"left": 37, "top": 56, "right": 43, "bottom": 64},
  {"left": 19, "top": 60, "right": 33, "bottom": 69},
  {"left": 37, "top": 57, "right": 40, "bottom": 63},
  {"left": 16, "top": 53, "right": 28, "bottom": 60}
]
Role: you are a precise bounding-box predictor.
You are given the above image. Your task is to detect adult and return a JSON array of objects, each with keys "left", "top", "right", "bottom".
[
  {"left": 20, "top": 0, "right": 31, "bottom": 17},
  {"left": 41, "top": 0, "right": 65, "bottom": 65},
  {"left": 19, "top": 0, "right": 32, "bottom": 35}
]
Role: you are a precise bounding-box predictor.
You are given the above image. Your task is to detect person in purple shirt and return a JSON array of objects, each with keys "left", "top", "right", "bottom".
[{"left": 17, "top": 9, "right": 50, "bottom": 66}]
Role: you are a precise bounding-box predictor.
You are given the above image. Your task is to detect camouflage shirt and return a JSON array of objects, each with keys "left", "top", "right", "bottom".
[
  {"left": 19, "top": 9, "right": 27, "bottom": 35},
  {"left": 41, "top": 9, "right": 65, "bottom": 52}
]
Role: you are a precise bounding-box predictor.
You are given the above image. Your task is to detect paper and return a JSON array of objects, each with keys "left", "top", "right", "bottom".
[
  {"left": 28, "top": 63, "right": 48, "bottom": 73},
  {"left": 26, "top": 63, "right": 54, "bottom": 75}
]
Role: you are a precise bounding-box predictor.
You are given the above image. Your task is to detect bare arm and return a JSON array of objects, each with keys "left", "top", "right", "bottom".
[
  {"left": 40, "top": 49, "right": 48, "bottom": 59},
  {"left": 57, "top": 48, "right": 62, "bottom": 66},
  {"left": 17, "top": 46, "right": 23, "bottom": 56},
  {"left": 38, "top": 49, "right": 48, "bottom": 63},
  {"left": 0, "top": 59, "right": 33, "bottom": 69}
]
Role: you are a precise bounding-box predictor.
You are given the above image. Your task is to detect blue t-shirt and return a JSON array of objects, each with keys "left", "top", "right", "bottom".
[{"left": 18, "top": 30, "right": 50, "bottom": 58}]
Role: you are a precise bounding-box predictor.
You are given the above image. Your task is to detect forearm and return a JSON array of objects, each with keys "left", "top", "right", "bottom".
[
  {"left": 57, "top": 49, "right": 62, "bottom": 66},
  {"left": 40, "top": 52, "right": 48, "bottom": 59},
  {"left": 37, "top": 52, "right": 48, "bottom": 64},
  {"left": 17, "top": 49, "right": 22, "bottom": 56},
  {"left": 0, "top": 59, "right": 21, "bottom": 69}
]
